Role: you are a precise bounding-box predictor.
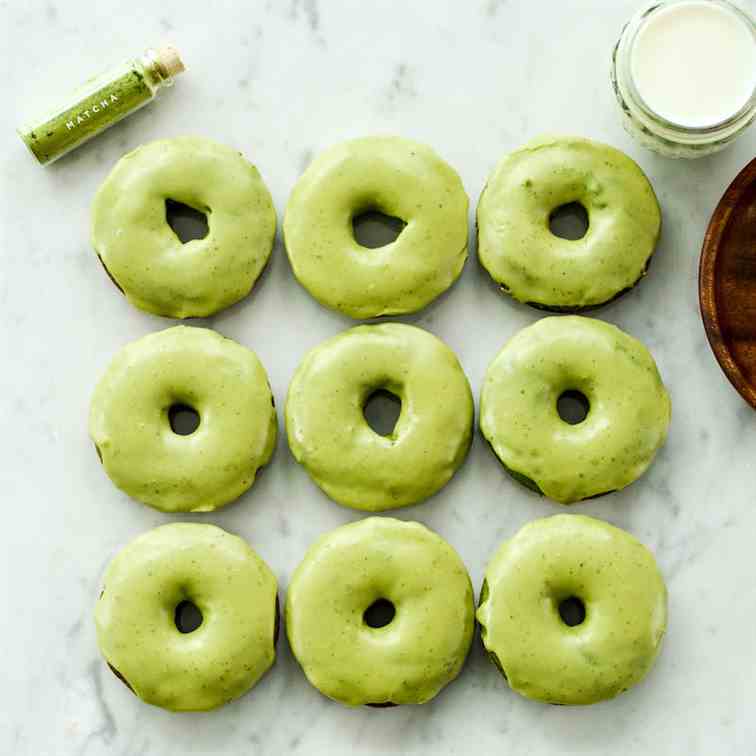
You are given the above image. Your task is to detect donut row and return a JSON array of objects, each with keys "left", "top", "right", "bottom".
[
  {"left": 90, "top": 318, "right": 671, "bottom": 510},
  {"left": 96, "top": 514, "right": 667, "bottom": 711},
  {"left": 91, "top": 134, "right": 661, "bottom": 319}
]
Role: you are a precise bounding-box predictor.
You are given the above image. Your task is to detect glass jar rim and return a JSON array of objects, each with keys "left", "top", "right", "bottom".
[{"left": 622, "top": 0, "right": 756, "bottom": 134}]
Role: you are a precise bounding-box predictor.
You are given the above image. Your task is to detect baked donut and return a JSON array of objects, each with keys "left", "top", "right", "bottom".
[
  {"left": 477, "top": 135, "right": 661, "bottom": 310},
  {"left": 95, "top": 523, "right": 278, "bottom": 711},
  {"left": 92, "top": 136, "right": 276, "bottom": 318},
  {"left": 286, "top": 517, "right": 474, "bottom": 706},
  {"left": 286, "top": 323, "right": 473, "bottom": 511},
  {"left": 480, "top": 316, "right": 670, "bottom": 503},
  {"left": 477, "top": 514, "right": 667, "bottom": 705},
  {"left": 283, "top": 136, "right": 468, "bottom": 318},
  {"left": 90, "top": 326, "right": 276, "bottom": 512}
]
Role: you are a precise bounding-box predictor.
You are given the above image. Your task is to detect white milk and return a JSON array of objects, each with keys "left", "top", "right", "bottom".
[{"left": 631, "top": 1, "right": 756, "bottom": 128}]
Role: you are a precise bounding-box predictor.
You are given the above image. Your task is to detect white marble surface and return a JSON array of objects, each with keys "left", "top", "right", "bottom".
[{"left": 2, "top": 0, "right": 756, "bottom": 754}]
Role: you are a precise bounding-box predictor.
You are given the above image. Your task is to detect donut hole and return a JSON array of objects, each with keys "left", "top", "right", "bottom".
[
  {"left": 558, "top": 596, "right": 586, "bottom": 627},
  {"left": 174, "top": 600, "right": 203, "bottom": 633},
  {"left": 168, "top": 403, "right": 200, "bottom": 435},
  {"left": 363, "top": 598, "right": 396, "bottom": 628},
  {"left": 165, "top": 199, "right": 209, "bottom": 243},
  {"left": 549, "top": 202, "right": 589, "bottom": 241},
  {"left": 352, "top": 210, "right": 406, "bottom": 249},
  {"left": 363, "top": 390, "right": 402, "bottom": 437},
  {"left": 557, "top": 390, "right": 590, "bottom": 425}
]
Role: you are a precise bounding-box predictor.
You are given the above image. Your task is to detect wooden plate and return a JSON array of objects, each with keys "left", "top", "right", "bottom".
[{"left": 699, "top": 157, "right": 756, "bottom": 409}]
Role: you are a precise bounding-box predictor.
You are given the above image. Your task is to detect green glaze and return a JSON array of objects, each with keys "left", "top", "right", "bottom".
[
  {"left": 286, "top": 323, "right": 473, "bottom": 511},
  {"left": 283, "top": 136, "right": 469, "bottom": 318},
  {"left": 477, "top": 135, "right": 661, "bottom": 309},
  {"left": 89, "top": 326, "right": 276, "bottom": 513},
  {"left": 91, "top": 136, "right": 276, "bottom": 318},
  {"left": 477, "top": 514, "right": 667, "bottom": 705},
  {"left": 95, "top": 523, "right": 278, "bottom": 712},
  {"left": 286, "top": 517, "right": 475, "bottom": 706},
  {"left": 480, "top": 316, "right": 670, "bottom": 504}
]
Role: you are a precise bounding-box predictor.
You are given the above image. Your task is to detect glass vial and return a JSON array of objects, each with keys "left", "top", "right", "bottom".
[
  {"left": 18, "top": 46, "right": 185, "bottom": 165},
  {"left": 611, "top": 0, "right": 756, "bottom": 158}
]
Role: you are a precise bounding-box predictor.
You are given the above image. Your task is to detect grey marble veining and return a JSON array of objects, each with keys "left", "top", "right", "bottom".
[{"left": 1, "top": 0, "right": 755, "bottom": 754}]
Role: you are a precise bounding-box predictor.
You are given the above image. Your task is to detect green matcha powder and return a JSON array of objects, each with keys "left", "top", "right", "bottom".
[{"left": 18, "top": 46, "right": 184, "bottom": 165}]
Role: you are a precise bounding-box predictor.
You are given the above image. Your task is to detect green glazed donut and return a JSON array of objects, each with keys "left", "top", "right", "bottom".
[
  {"left": 95, "top": 523, "right": 278, "bottom": 711},
  {"left": 283, "top": 136, "right": 469, "bottom": 318},
  {"left": 90, "top": 326, "right": 276, "bottom": 512},
  {"left": 477, "top": 135, "right": 661, "bottom": 310},
  {"left": 480, "top": 316, "right": 670, "bottom": 503},
  {"left": 477, "top": 514, "right": 667, "bottom": 705},
  {"left": 91, "top": 136, "right": 276, "bottom": 318},
  {"left": 286, "top": 517, "right": 475, "bottom": 706},
  {"left": 286, "top": 323, "right": 473, "bottom": 511}
]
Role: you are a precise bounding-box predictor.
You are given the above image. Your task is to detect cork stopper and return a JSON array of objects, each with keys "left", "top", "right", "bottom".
[{"left": 155, "top": 45, "right": 185, "bottom": 78}]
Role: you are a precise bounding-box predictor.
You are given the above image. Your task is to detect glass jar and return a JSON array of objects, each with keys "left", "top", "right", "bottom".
[
  {"left": 611, "top": 0, "right": 756, "bottom": 158},
  {"left": 18, "top": 46, "right": 184, "bottom": 165}
]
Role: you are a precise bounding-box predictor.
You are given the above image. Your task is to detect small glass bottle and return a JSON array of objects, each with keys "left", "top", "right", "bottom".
[
  {"left": 611, "top": 0, "right": 756, "bottom": 158},
  {"left": 18, "top": 46, "right": 184, "bottom": 165}
]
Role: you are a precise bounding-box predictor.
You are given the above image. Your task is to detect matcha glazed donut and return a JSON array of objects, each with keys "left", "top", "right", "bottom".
[
  {"left": 92, "top": 136, "right": 276, "bottom": 318},
  {"left": 95, "top": 523, "right": 278, "bottom": 711},
  {"left": 286, "top": 517, "right": 475, "bottom": 706},
  {"left": 284, "top": 136, "right": 469, "bottom": 318},
  {"left": 477, "top": 135, "right": 661, "bottom": 311},
  {"left": 477, "top": 515, "right": 667, "bottom": 705},
  {"left": 480, "top": 316, "right": 671, "bottom": 503},
  {"left": 286, "top": 323, "right": 474, "bottom": 511},
  {"left": 90, "top": 326, "right": 276, "bottom": 513}
]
